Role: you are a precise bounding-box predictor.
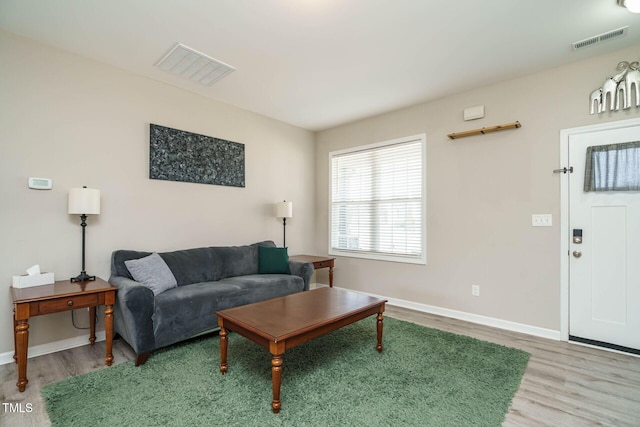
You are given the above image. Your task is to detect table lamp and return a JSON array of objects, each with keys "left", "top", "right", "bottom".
[
  {"left": 68, "top": 186, "right": 101, "bottom": 282},
  {"left": 275, "top": 201, "right": 293, "bottom": 247}
]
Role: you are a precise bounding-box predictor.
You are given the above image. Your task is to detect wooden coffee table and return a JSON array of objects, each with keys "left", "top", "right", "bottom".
[{"left": 216, "top": 287, "right": 387, "bottom": 413}]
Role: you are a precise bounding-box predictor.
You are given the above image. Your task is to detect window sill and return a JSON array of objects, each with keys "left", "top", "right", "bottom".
[{"left": 329, "top": 249, "right": 426, "bottom": 265}]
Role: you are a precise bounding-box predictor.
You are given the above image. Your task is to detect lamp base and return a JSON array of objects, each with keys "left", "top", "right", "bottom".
[{"left": 71, "top": 271, "right": 96, "bottom": 282}]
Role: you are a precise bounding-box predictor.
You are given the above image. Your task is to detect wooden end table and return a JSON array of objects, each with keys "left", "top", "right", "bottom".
[
  {"left": 216, "top": 287, "right": 386, "bottom": 413},
  {"left": 10, "top": 277, "right": 117, "bottom": 392},
  {"left": 290, "top": 255, "right": 335, "bottom": 287}
]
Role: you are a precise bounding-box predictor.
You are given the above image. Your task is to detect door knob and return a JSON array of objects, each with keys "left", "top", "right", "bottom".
[{"left": 572, "top": 251, "right": 582, "bottom": 258}]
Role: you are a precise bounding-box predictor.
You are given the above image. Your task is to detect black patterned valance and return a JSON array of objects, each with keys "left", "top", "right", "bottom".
[{"left": 149, "top": 124, "right": 245, "bottom": 187}]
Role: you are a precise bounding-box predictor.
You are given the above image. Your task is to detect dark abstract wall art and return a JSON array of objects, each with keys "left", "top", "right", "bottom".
[{"left": 149, "top": 124, "right": 245, "bottom": 187}]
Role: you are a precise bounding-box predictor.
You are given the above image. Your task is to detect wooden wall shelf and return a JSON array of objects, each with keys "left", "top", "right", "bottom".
[{"left": 448, "top": 121, "right": 521, "bottom": 140}]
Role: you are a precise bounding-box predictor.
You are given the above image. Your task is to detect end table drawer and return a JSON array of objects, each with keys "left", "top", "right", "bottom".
[
  {"left": 37, "top": 294, "right": 98, "bottom": 314},
  {"left": 314, "top": 260, "right": 333, "bottom": 269}
]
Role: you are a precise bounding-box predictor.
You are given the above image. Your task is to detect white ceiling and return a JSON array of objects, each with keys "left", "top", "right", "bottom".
[{"left": 1, "top": 1, "right": 640, "bottom": 131}]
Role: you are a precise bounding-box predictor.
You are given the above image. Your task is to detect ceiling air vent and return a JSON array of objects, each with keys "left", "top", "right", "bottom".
[
  {"left": 572, "top": 26, "right": 628, "bottom": 50},
  {"left": 155, "top": 43, "right": 235, "bottom": 86}
]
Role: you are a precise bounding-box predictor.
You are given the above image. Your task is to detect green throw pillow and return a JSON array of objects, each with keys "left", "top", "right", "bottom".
[{"left": 258, "top": 246, "right": 291, "bottom": 274}]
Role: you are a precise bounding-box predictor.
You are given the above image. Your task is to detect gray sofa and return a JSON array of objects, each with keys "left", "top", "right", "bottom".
[{"left": 109, "top": 240, "right": 313, "bottom": 365}]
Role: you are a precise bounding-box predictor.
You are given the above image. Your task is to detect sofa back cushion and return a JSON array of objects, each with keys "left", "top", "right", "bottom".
[
  {"left": 160, "top": 247, "right": 219, "bottom": 286},
  {"left": 210, "top": 245, "right": 258, "bottom": 280},
  {"left": 111, "top": 241, "right": 278, "bottom": 287},
  {"left": 210, "top": 241, "right": 278, "bottom": 280},
  {"left": 111, "top": 247, "right": 218, "bottom": 286}
]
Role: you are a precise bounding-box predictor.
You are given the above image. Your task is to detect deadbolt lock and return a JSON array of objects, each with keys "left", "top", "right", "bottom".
[{"left": 573, "top": 228, "right": 583, "bottom": 244}]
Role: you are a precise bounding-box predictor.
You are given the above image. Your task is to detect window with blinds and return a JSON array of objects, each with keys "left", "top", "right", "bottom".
[{"left": 329, "top": 134, "right": 426, "bottom": 264}]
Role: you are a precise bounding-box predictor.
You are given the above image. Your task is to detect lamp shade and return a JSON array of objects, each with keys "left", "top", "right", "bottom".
[
  {"left": 276, "top": 201, "right": 293, "bottom": 218},
  {"left": 68, "top": 187, "right": 101, "bottom": 215}
]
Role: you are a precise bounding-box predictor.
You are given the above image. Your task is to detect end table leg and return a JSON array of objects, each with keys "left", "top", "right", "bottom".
[
  {"left": 89, "top": 306, "right": 97, "bottom": 345},
  {"left": 329, "top": 264, "right": 334, "bottom": 288},
  {"left": 271, "top": 354, "right": 283, "bottom": 413},
  {"left": 13, "top": 309, "right": 17, "bottom": 363},
  {"left": 376, "top": 310, "right": 384, "bottom": 353},
  {"left": 219, "top": 327, "right": 228, "bottom": 375},
  {"left": 104, "top": 304, "right": 114, "bottom": 366},
  {"left": 15, "top": 320, "right": 29, "bottom": 392}
]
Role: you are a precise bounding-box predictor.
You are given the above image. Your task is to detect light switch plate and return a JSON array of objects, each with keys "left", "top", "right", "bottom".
[{"left": 532, "top": 214, "right": 552, "bottom": 227}]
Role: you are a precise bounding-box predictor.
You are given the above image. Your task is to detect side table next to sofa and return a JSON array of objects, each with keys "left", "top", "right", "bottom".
[
  {"left": 10, "top": 277, "right": 117, "bottom": 392},
  {"left": 290, "top": 255, "right": 336, "bottom": 287}
]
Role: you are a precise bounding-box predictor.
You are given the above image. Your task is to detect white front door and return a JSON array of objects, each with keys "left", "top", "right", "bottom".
[{"left": 568, "top": 121, "right": 640, "bottom": 351}]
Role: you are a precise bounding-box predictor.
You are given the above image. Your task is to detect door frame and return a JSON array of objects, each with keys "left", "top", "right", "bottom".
[{"left": 559, "top": 117, "right": 640, "bottom": 341}]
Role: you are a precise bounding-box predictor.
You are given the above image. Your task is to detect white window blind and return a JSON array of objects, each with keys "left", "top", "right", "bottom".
[{"left": 329, "top": 134, "right": 425, "bottom": 264}]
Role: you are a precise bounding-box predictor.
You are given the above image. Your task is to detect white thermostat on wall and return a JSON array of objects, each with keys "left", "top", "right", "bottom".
[{"left": 28, "top": 177, "right": 53, "bottom": 190}]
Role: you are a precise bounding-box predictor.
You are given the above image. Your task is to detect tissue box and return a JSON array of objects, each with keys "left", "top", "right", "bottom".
[{"left": 12, "top": 272, "right": 55, "bottom": 288}]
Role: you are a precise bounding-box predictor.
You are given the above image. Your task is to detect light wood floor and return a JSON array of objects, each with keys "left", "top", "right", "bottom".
[{"left": 1, "top": 306, "right": 639, "bottom": 426}]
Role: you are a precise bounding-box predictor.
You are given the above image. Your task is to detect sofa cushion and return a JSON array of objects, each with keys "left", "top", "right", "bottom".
[
  {"left": 258, "top": 246, "right": 291, "bottom": 274},
  {"left": 220, "top": 274, "right": 304, "bottom": 301},
  {"left": 124, "top": 253, "right": 178, "bottom": 296},
  {"left": 111, "top": 242, "right": 280, "bottom": 286},
  {"left": 152, "top": 281, "right": 241, "bottom": 349},
  {"left": 152, "top": 274, "right": 304, "bottom": 349},
  {"left": 210, "top": 245, "right": 259, "bottom": 280},
  {"left": 159, "top": 247, "right": 219, "bottom": 286}
]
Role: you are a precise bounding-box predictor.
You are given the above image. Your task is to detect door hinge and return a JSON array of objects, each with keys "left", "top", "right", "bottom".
[{"left": 553, "top": 166, "right": 574, "bottom": 174}]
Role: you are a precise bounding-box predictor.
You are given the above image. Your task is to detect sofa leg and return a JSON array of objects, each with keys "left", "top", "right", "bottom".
[{"left": 135, "top": 353, "right": 150, "bottom": 366}]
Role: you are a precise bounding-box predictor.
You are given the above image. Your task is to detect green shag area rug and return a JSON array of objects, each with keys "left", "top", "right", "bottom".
[{"left": 42, "top": 317, "right": 529, "bottom": 426}]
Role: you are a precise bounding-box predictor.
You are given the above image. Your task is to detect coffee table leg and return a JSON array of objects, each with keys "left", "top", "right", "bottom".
[
  {"left": 271, "top": 354, "right": 283, "bottom": 413},
  {"left": 376, "top": 310, "right": 384, "bottom": 353},
  {"left": 219, "top": 326, "right": 228, "bottom": 375}
]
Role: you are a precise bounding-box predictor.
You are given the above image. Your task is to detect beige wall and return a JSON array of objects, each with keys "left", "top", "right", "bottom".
[
  {"left": 315, "top": 44, "right": 640, "bottom": 332},
  {"left": 0, "top": 31, "right": 315, "bottom": 355},
  {"left": 2, "top": 27, "right": 639, "bottom": 358}
]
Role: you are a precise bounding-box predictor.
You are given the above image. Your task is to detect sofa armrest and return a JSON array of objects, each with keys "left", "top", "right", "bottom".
[
  {"left": 108, "top": 275, "right": 156, "bottom": 355},
  {"left": 288, "top": 260, "right": 314, "bottom": 291}
]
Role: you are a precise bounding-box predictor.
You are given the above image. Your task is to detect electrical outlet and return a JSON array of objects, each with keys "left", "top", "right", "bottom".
[
  {"left": 471, "top": 285, "right": 480, "bottom": 297},
  {"left": 531, "top": 214, "right": 552, "bottom": 227}
]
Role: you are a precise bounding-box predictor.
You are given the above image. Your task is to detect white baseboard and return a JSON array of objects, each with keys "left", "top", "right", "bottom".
[
  {"left": 0, "top": 331, "right": 106, "bottom": 366},
  {"left": 324, "top": 285, "right": 562, "bottom": 341}
]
